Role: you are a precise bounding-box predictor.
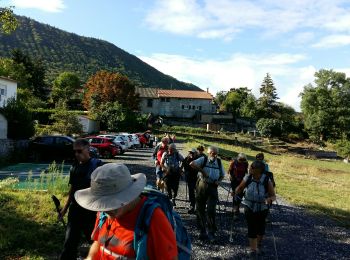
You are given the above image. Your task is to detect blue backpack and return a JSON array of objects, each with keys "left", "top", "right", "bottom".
[
  {"left": 98, "top": 186, "right": 192, "bottom": 260},
  {"left": 134, "top": 186, "right": 192, "bottom": 260}
]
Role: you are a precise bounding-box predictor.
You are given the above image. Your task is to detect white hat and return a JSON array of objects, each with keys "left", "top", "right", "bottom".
[{"left": 74, "top": 163, "right": 146, "bottom": 212}]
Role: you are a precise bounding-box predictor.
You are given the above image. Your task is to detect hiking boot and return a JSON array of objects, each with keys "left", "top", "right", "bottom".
[{"left": 188, "top": 207, "right": 195, "bottom": 214}]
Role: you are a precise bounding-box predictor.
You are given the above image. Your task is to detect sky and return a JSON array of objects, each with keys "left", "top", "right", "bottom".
[{"left": 2, "top": 0, "right": 350, "bottom": 111}]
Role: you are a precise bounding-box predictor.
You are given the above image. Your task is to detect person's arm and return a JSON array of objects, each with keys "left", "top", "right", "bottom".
[
  {"left": 235, "top": 179, "right": 246, "bottom": 195},
  {"left": 227, "top": 161, "right": 234, "bottom": 181},
  {"left": 85, "top": 241, "right": 100, "bottom": 260},
  {"left": 190, "top": 158, "right": 208, "bottom": 177},
  {"left": 59, "top": 185, "right": 74, "bottom": 219},
  {"left": 265, "top": 181, "right": 276, "bottom": 205}
]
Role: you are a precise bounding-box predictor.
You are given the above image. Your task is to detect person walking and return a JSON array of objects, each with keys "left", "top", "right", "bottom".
[
  {"left": 235, "top": 160, "right": 276, "bottom": 258},
  {"left": 153, "top": 137, "right": 169, "bottom": 191},
  {"left": 161, "top": 143, "right": 184, "bottom": 207},
  {"left": 182, "top": 148, "right": 199, "bottom": 214},
  {"left": 190, "top": 146, "right": 225, "bottom": 241},
  {"left": 196, "top": 145, "right": 206, "bottom": 158},
  {"left": 74, "top": 163, "right": 178, "bottom": 259},
  {"left": 228, "top": 153, "right": 249, "bottom": 219},
  {"left": 59, "top": 138, "right": 103, "bottom": 260}
]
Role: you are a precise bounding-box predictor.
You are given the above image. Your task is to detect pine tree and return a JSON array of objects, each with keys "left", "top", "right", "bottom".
[{"left": 258, "top": 73, "right": 279, "bottom": 117}]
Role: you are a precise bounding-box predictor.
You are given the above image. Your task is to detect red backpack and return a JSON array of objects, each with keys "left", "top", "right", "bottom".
[{"left": 230, "top": 159, "right": 248, "bottom": 182}]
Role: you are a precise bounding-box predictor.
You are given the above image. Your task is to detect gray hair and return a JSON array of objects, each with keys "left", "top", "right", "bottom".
[
  {"left": 207, "top": 146, "right": 219, "bottom": 154},
  {"left": 168, "top": 143, "right": 177, "bottom": 150}
]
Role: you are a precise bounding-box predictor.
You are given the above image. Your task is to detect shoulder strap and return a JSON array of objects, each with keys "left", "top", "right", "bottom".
[
  {"left": 217, "top": 158, "right": 223, "bottom": 176},
  {"left": 202, "top": 156, "right": 208, "bottom": 168}
]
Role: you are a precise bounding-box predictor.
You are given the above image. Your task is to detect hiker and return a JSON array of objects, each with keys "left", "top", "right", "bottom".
[
  {"left": 74, "top": 163, "right": 179, "bottom": 259},
  {"left": 235, "top": 160, "right": 276, "bottom": 258},
  {"left": 255, "top": 153, "right": 270, "bottom": 172},
  {"left": 196, "top": 145, "right": 206, "bottom": 158},
  {"left": 161, "top": 143, "right": 184, "bottom": 207},
  {"left": 154, "top": 137, "right": 169, "bottom": 191},
  {"left": 228, "top": 153, "right": 249, "bottom": 219},
  {"left": 182, "top": 148, "right": 199, "bottom": 214},
  {"left": 190, "top": 146, "right": 225, "bottom": 241},
  {"left": 59, "top": 138, "right": 103, "bottom": 260}
]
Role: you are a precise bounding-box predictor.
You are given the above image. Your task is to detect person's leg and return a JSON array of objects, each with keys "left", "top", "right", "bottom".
[
  {"left": 206, "top": 184, "right": 219, "bottom": 236},
  {"left": 256, "top": 210, "right": 268, "bottom": 253},
  {"left": 164, "top": 175, "right": 173, "bottom": 199},
  {"left": 188, "top": 176, "right": 197, "bottom": 213},
  {"left": 244, "top": 207, "right": 258, "bottom": 253},
  {"left": 60, "top": 206, "right": 81, "bottom": 260},
  {"left": 195, "top": 180, "right": 208, "bottom": 236}
]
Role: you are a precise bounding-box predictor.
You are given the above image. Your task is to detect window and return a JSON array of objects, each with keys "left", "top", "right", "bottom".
[
  {"left": 192, "top": 105, "right": 195, "bottom": 110},
  {"left": 42, "top": 137, "right": 54, "bottom": 145},
  {"left": 56, "top": 137, "right": 72, "bottom": 145},
  {"left": 166, "top": 98, "right": 170, "bottom": 102},
  {"left": 182, "top": 105, "right": 185, "bottom": 109},
  {"left": 147, "top": 99, "right": 153, "bottom": 107},
  {"left": 160, "top": 98, "right": 166, "bottom": 102},
  {"left": 199, "top": 106, "right": 202, "bottom": 111}
]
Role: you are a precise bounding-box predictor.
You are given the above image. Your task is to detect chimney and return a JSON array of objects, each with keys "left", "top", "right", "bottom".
[{"left": 206, "top": 88, "right": 209, "bottom": 93}]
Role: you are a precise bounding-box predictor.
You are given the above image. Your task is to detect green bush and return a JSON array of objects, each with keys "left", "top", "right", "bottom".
[{"left": 287, "top": 133, "right": 301, "bottom": 141}]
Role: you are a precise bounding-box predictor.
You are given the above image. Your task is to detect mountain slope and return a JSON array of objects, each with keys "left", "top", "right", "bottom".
[{"left": 0, "top": 15, "right": 201, "bottom": 91}]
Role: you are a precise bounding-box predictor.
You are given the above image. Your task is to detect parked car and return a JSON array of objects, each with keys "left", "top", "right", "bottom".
[
  {"left": 117, "top": 134, "right": 133, "bottom": 149},
  {"left": 28, "top": 135, "right": 100, "bottom": 161},
  {"left": 98, "top": 134, "right": 127, "bottom": 153},
  {"left": 131, "top": 134, "right": 141, "bottom": 148},
  {"left": 85, "top": 136, "right": 120, "bottom": 159}
]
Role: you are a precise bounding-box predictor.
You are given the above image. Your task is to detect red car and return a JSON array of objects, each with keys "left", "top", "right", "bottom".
[{"left": 85, "top": 136, "right": 120, "bottom": 158}]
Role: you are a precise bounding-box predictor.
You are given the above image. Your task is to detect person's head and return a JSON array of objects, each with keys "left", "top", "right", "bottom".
[
  {"left": 256, "top": 153, "right": 264, "bottom": 161},
  {"left": 74, "top": 163, "right": 147, "bottom": 219},
  {"left": 207, "top": 146, "right": 218, "bottom": 161},
  {"left": 249, "top": 160, "right": 265, "bottom": 176},
  {"left": 197, "top": 145, "right": 205, "bottom": 154},
  {"left": 237, "top": 153, "right": 247, "bottom": 162},
  {"left": 168, "top": 143, "right": 177, "bottom": 154},
  {"left": 188, "top": 148, "right": 197, "bottom": 158},
  {"left": 73, "top": 138, "right": 90, "bottom": 163},
  {"left": 161, "top": 137, "right": 169, "bottom": 147}
]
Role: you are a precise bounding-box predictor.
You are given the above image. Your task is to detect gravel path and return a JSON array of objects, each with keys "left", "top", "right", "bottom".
[{"left": 108, "top": 144, "right": 350, "bottom": 260}]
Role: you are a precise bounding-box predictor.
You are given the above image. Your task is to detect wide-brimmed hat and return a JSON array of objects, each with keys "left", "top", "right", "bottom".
[{"left": 74, "top": 163, "right": 146, "bottom": 212}]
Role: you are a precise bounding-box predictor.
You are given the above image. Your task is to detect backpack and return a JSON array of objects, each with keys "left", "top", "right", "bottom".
[
  {"left": 164, "top": 152, "right": 181, "bottom": 172},
  {"left": 98, "top": 186, "right": 192, "bottom": 260},
  {"left": 243, "top": 174, "right": 270, "bottom": 211},
  {"left": 202, "top": 156, "right": 223, "bottom": 177},
  {"left": 230, "top": 159, "right": 248, "bottom": 182}
]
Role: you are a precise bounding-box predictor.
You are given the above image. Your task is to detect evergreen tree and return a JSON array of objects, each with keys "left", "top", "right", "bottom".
[{"left": 258, "top": 73, "right": 279, "bottom": 117}]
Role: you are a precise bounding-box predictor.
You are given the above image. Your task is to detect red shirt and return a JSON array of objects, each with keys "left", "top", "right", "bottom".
[{"left": 91, "top": 196, "right": 178, "bottom": 260}]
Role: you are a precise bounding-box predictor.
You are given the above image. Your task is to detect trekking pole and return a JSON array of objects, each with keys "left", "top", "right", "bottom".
[
  {"left": 267, "top": 204, "right": 279, "bottom": 260},
  {"left": 52, "top": 195, "right": 66, "bottom": 228}
]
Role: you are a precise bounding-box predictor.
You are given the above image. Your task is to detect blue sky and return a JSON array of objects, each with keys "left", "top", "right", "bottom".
[{"left": 3, "top": 0, "right": 350, "bottom": 111}]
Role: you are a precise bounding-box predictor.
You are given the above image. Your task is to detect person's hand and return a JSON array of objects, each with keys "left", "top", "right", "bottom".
[
  {"left": 231, "top": 191, "right": 235, "bottom": 197},
  {"left": 265, "top": 198, "right": 273, "bottom": 205}
]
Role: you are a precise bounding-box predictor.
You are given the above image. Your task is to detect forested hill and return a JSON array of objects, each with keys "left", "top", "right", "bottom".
[{"left": 0, "top": 15, "right": 201, "bottom": 90}]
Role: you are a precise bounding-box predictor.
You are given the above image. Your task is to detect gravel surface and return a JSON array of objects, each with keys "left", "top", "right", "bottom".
[{"left": 106, "top": 143, "right": 350, "bottom": 260}]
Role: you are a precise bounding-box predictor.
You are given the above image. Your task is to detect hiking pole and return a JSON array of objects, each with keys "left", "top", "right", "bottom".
[
  {"left": 267, "top": 204, "right": 279, "bottom": 260},
  {"left": 52, "top": 195, "right": 66, "bottom": 228}
]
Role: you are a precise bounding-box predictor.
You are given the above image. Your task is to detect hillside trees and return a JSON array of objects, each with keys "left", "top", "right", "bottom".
[
  {"left": 301, "top": 69, "right": 350, "bottom": 141},
  {"left": 83, "top": 71, "right": 141, "bottom": 131}
]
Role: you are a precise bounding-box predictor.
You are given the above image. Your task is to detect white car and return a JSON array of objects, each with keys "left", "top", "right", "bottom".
[
  {"left": 98, "top": 134, "right": 127, "bottom": 153},
  {"left": 131, "top": 134, "right": 141, "bottom": 148},
  {"left": 116, "top": 134, "right": 133, "bottom": 149}
]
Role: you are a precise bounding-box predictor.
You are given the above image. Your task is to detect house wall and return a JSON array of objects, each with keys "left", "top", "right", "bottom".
[
  {"left": 0, "top": 113, "right": 7, "bottom": 139},
  {"left": 78, "top": 116, "right": 100, "bottom": 134},
  {"left": 140, "top": 98, "right": 215, "bottom": 118},
  {"left": 0, "top": 79, "right": 17, "bottom": 108}
]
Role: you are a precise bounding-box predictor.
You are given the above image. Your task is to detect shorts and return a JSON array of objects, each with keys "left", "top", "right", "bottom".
[{"left": 244, "top": 207, "right": 268, "bottom": 238}]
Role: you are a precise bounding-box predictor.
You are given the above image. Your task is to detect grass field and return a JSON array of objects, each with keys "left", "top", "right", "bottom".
[{"left": 182, "top": 136, "right": 350, "bottom": 228}]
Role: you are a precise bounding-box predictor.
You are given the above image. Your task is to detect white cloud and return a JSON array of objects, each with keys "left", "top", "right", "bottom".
[
  {"left": 11, "top": 0, "right": 65, "bottom": 13},
  {"left": 139, "top": 52, "right": 311, "bottom": 111},
  {"left": 145, "top": 0, "right": 350, "bottom": 41},
  {"left": 312, "top": 34, "right": 350, "bottom": 48}
]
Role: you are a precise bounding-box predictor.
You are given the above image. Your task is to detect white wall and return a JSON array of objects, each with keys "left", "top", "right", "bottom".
[{"left": 0, "top": 78, "right": 17, "bottom": 108}]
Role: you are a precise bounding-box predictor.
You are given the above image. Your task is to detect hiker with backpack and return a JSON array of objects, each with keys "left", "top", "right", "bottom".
[
  {"left": 161, "top": 143, "right": 184, "bottom": 207},
  {"left": 74, "top": 163, "right": 184, "bottom": 260},
  {"left": 190, "top": 146, "right": 225, "bottom": 241},
  {"left": 59, "top": 138, "right": 103, "bottom": 260},
  {"left": 182, "top": 148, "right": 199, "bottom": 214},
  {"left": 235, "top": 160, "right": 276, "bottom": 258},
  {"left": 256, "top": 152, "right": 276, "bottom": 188},
  {"left": 154, "top": 137, "right": 169, "bottom": 191},
  {"left": 228, "top": 153, "right": 249, "bottom": 220}
]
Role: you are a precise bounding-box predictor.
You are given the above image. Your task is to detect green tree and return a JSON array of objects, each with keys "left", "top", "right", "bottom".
[
  {"left": 0, "top": 4, "right": 18, "bottom": 34},
  {"left": 214, "top": 90, "right": 228, "bottom": 111},
  {"left": 256, "top": 118, "right": 283, "bottom": 138},
  {"left": 221, "top": 87, "right": 250, "bottom": 121},
  {"left": 51, "top": 72, "right": 81, "bottom": 104},
  {"left": 0, "top": 98, "right": 35, "bottom": 139},
  {"left": 240, "top": 93, "right": 258, "bottom": 119},
  {"left": 300, "top": 69, "right": 350, "bottom": 141},
  {"left": 49, "top": 102, "right": 83, "bottom": 135},
  {"left": 258, "top": 73, "right": 279, "bottom": 117}
]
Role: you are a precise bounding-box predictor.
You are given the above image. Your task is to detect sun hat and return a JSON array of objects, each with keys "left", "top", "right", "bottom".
[{"left": 74, "top": 163, "right": 146, "bottom": 212}]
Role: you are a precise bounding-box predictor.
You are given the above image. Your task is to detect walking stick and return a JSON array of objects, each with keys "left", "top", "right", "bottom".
[{"left": 52, "top": 195, "right": 66, "bottom": 228}]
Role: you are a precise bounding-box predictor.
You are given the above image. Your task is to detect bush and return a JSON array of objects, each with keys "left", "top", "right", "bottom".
[
  {"left": 287, "top": 133, "right": 301, "bottom": 141},
  {"left": 335, "top": 138, "right": 350, "bottom": 158}
]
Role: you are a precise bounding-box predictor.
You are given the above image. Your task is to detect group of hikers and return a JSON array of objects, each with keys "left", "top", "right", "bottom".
[{"left": 57, "top": 136, "right": 276, "bottom": 260}]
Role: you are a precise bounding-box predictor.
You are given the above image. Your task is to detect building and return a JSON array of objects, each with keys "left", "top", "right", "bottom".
[
  {"left": 136, "top": 87, "right": 216, "bottom": 118},
  {"left": 0, "top": 76, "right": 17, "bottom": 108},
  {"left": 77, "top": 115, "right": 100, "bottom": 134}
]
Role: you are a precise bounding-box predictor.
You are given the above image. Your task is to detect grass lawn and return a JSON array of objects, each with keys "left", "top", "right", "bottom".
[{"left": 182, "top": 136, "right": 350, "bottom": 228}]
